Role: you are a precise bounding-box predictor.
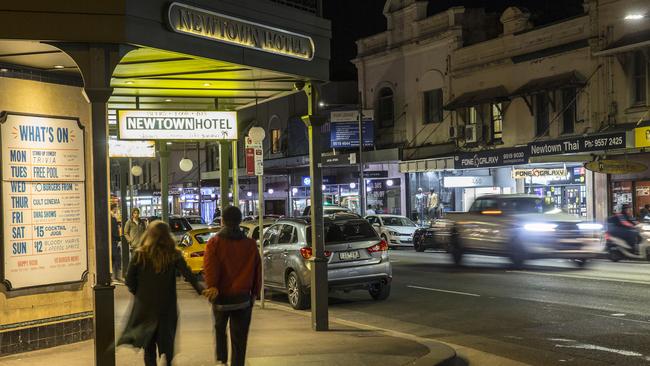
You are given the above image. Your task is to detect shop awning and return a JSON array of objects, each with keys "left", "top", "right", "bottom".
[
  {"left": 399, "top": 157, "right": 455, "bottom": 173},
  {"left": 511, "top": 71, "right": 586, "bottom": 97},
  {"left": 593, "top": 29, "right": 650, "bottom": 56},
  {"left": 443, "top": 86, "right": 510, "bottom": 110}
]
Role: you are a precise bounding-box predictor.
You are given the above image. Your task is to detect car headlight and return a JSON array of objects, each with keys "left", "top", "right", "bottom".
[
  {"left": 523, "top": 223, "right": 557, "bottom": 232},
  {"left": 389, "top": 230, "right": 399, "bottom": 236},
  {"left": 577, "top": 223, "right": 603, "bottom": 231}
]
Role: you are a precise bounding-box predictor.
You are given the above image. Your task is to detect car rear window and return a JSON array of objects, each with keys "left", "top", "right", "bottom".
[
  {"left": 170, "top": 218, "right": 192, "bottom": 232},
  {"left": 307, "top": 219, "right": 378, "bottom": 245},
  {"left": 195, "top": 232, "right": 217, "bottom": 244}
]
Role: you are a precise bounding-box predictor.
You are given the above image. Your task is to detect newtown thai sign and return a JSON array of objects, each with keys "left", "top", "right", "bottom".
[
  {"left": 118, "top": 110, "right": 237, "bottom": 140},
  {"left": 167, "top": 2, "right": 315, "bottom": 61},
  {"left": 529, "top": 132, "right": 627, "bottom": 157}
]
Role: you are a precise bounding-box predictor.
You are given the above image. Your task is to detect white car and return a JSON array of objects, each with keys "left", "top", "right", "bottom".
[
  {"left": 184, "top": 215, "right": 211, "bottom": 230},
  {"left": 366, "top": 214, "right": 419, "bottom": 247}
]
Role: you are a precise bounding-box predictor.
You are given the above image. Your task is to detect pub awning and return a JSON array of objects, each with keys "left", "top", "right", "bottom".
[
  {"left": 593, "top": 29, "right": 650, "bottom": 56},
  {"left": 511, "top": 71, "right": 586, "bottom": 97},
  {"left": 444, "top": 86, "right": 510, "bottom": 110}
]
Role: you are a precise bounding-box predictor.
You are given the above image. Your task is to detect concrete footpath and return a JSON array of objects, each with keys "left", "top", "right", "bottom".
[{"left": 0, "top": 283, "right": 456, "bottom": 366}]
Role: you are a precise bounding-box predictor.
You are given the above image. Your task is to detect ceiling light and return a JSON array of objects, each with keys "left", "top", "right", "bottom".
[
  {"left": 0, "top": 68, "right": 8, "bottom": 72},
  {"left": 625, "top": 13, "right": 645, "bottom": 20},
  {"left": 125, "top": 81, "right": 134, "bottom": 85},
  {"left": 165, "top": 98, "right": 173, "bottom": 102},
  {"left": 166, "top": 142, "right": 172, "bottom": 145},
  {"left": 267, "top": 188, "right": 274, "bottom": 194},
  {"left": 53, "top": 65, "right": 65, "bottom": 69},
  {"left": 203, "top": 82, "right": 212, "bottom": 87},
  {"left": 247, "top": 191, "right": 253, "bottom": 197}
]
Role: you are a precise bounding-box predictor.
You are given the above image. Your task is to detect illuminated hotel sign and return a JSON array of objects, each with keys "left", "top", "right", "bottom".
[
  {"left": 1, "top": 113, "right": 87, "bottom": 290},
  {"left": 118, "top": 110, "right": 237, "bottom": 140},
  {"left": 109, "top": 137, "right": 156, "bottom": 158},
  {"left": 167, "top": 2, "right": 315, "bottom": 61}
]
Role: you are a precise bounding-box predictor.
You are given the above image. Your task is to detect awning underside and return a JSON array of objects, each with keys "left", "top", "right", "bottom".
[
  {"left": 595, "top": 28, "right": 650, "bottom": 56},
  {"left": 444, "top": 86, "right": 510, "bottom": 110},
  {"left": 511, "top": 71, "right": 586, "bottom": 96}
]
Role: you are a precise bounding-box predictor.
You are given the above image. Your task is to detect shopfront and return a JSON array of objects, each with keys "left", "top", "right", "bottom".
[
  {"left": 0, "top": 0, "right": 330, "bottom": 358},
  {"left": 609, "top": 151, "right": 650, "bottom": 217}
]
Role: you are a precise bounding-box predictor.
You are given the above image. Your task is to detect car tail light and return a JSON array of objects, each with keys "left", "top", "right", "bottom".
[
  {"left": 300, "top": 247, "right": 313, "bottom": 259},
  {"left": 324, "top": 251, "right": 332, "bottom": 257},
  {"left": 604, "top": 233, "right": 610, "bottom": 241},
  {"left": 190, "top": 251, "right": 204, "bottom": 258},
  {"left": 367, "top": 240, "right": 389, "bottom": 253}
]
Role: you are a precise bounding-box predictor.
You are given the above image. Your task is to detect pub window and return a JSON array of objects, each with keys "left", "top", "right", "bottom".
[
  {"left": 423, "top": 89, "right": 443, "bottom": 124},
  {"left": 632, "top": 51, "right": 647, "bottom": 105},
  {"left": 535, "top": 93, "right": 549, "bottom": 137},
  {"left": 491, "top": 103, "right": 503, "bottom": 141},
  {"left": 271, "top": 129, "right": 281, "bottom": 154},
  {"left": 377, "top": 87, "right": 395, "bottom": 128},
  {"left": 562, "top": 88, "right": 577, "bottom": 134},
  {"left": 468, "top": 106, "right": 479, "bottom": 124}
]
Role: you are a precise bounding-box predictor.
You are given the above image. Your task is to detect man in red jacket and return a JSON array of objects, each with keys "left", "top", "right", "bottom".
[{"left": 203, "top": 206, "right": 261, "bottom": 366}]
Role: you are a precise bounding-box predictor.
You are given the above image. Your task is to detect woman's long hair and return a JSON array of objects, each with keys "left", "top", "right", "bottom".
[{"left": 135, "top": 220, "right": 179, "bottom": 273}]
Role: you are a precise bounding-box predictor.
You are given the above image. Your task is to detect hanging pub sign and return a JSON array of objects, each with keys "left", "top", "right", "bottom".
[
  {"left": 454, "top": 147, "right": 528, "bottom": 169},
  {"left": 512, "top": 168, "right": 568, "bottom": 179},
  {"left": 108, "top": 137, "right": 156, "bottom": 158},
  {"left": 118, "top": 110, "right": 237, "bottom": 140},
  {"left": 167, "top": 2, "right": 315, "bottom": 61},
  {"left": 584, "top": 159, "right": 647, "bottom": 174},
  {"left": 529, "top": 132, "right": 627, "bottom": 156},
  {"left": 1, "top": 112, "right": 88, "bottom": 290},
  {"left": 635, "top": 126, "right": 650, "bottom": 148}
]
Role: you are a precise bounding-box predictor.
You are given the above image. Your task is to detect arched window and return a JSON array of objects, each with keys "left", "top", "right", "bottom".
[{"left": 377, "top": 87, "right": 395, "bottom": 128}]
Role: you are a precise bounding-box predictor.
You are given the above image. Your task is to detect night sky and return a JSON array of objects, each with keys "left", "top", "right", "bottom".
[{"left": 323, "top": 0, "right": 585, "bottom": 81}]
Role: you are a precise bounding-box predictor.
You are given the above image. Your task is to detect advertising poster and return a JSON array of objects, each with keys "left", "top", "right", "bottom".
[{"left": 1, "top": 113, "right": 87, "bottom": 290}]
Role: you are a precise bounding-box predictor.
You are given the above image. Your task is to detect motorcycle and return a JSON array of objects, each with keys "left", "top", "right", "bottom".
[{"left": 606, "top": 222, "right": 650, "bottom": 261}]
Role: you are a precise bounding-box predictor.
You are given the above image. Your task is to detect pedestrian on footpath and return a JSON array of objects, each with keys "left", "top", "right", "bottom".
[
  {"left": 124, "top": 207, "right": 146, "bottom": 255},
  {"left": 203, "top": 206, "right": 262, "bottom": 366},
  {"left": 110, "top": 203, "right": 122, "bottom": 281},
  {"left": 118, "top": 220, "right": 204, "bottom": 366}
]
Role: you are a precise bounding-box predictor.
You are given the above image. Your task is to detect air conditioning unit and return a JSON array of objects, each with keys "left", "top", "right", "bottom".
[{"left": 464, "top": 124, "right": 482, "bottom": 143}]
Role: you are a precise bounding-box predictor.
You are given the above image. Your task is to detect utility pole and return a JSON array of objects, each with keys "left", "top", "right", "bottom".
[{"left": 358, "top": 91, "right": 366, "bottom": 217}]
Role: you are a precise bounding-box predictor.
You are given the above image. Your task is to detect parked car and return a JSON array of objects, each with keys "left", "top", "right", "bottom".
[
  {"left": 366, "top": 214, "right": 419, "bottom": 248},
  {"left": 240, "top": 220, "right": 275, "bottom": 245},
  {"left": 412, "top": 219, "right": 455, "bottom": 252},
  {"left": 184, "top": 215, "right": 210, "bottom": 229},
  {"left": 178, "top": 227, "right": 221, "bottom": 274},
  {"left": 261, "top": 212, "right": 392, "bottom": 310},
  {"left": 147, "top": 215, "right": 193, "bottom": 243},
  {"left": 302, "top": 205, "right": 352, "bottom": 216},
  {"left": 243, "top": 215, "right": 281, "bottom": 222},
  {"left": 440, "top": 194, "right": 603, "bottom": 267}
]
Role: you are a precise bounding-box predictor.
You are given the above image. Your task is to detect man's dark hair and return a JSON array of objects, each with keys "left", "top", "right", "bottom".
[
  {"left": 110, "top": 203, "right": 117, "bottom": 211},
  {"left": 222, "top": 206, "right": 242, "bottom": 227}
]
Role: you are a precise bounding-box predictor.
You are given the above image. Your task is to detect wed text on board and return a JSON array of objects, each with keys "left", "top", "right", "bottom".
[{"left": 1, "top": 113, "right": 87, "bottom": 290}]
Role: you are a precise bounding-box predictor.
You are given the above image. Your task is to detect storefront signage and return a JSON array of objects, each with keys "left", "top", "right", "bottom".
[
  {"left": 245, "top": 137, "right": 263, "bottom": 176},
  {"left": 454, "top": 147, "right": 528, "bottom": 169},
  {"left": 443, "top": 176, "right": 494, "bottom": 188},
  {"left": 329, "top": 110, "right": 374, "bottom": 148},
  {"left": 529, "top": 132, "right": 626, "bottom": 156},
  {"left": 321, "top": 153, "right": 357, "bottom": 166},
  {"left": 635, "top": 126, "right": 650, "bottom": 148},
  {"left": 512, "top": 168, "right": 568, "bottom": 179},
  {"left": 118, "top": 110, "right": 237, "bottom": 140},
  {"left": 108, "top": 137, "right": 156, "bottom": 158},
  {"left": 167, "top": 2, "right": 315, "bottom": 61},
  {"left": 1, "top": 113, "right": 87, "bottom": 290},
  {"left": 584, "top": 159, "right": 647, "bottom": 174},
  {"left": 354, "top": 171, "right": 389, "bottom": 178}
]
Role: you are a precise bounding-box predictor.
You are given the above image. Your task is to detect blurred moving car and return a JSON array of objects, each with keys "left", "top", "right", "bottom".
[
  {"left": 302, "top": 205, "right": 352, "bottom": 216},
  {"left": 435, "top": 194, "right": 603, "bottom": 267},
  {"left": 412, "top": 219, "right": 455, "bottom": 252},
  {"left": 262, "top": 212, "right": 392, "bottom": 310},
  {"left": 184, "top": 215, "right": 210, "bottom": 229},
  {"left": 366, "top": 214, "right": 419, "bottom": 248},
  {"left": 178, "top": 227, "right": 221, "bottom": 274}
]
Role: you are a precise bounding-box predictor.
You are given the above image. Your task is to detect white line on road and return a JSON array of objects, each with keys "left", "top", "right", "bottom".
[
  {"left": 505, "top": 270, "right": 650, "bottom": 285},
  {"left": 407, "top": 285, "right": 481, "bottom": 297}
]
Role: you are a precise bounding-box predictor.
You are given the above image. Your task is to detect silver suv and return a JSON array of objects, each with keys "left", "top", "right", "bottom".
[{"left": 262, "top": 213, "right": 392, "bottom": 309}]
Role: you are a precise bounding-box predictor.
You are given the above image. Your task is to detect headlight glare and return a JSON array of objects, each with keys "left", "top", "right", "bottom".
[
  {"left": 523, "top": 223, "right": 557, "bottom": 232},
  {"left": 577, "top": 223, "right": 603, "bottom": 231}
]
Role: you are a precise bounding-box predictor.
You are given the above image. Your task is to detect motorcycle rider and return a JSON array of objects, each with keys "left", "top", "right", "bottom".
[{"left": 607, "top": 204, "right": 640, "bottom": 253}]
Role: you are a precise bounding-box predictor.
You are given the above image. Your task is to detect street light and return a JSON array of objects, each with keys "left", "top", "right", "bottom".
[{"left": 624, "top": 13, "right": 646, "bottom": 20}]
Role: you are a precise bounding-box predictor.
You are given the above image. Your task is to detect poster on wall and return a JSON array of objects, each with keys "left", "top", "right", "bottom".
[{"left": 1, "top": 112, "right": 87, "bottom": 290}]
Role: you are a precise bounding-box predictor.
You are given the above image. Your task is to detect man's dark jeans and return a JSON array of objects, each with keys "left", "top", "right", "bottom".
[{"left": 213, "top": 304, "right": 253, "bottom": 366}]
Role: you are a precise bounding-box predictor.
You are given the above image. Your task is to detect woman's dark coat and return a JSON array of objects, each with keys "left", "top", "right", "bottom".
[{"left": 117, "top": 251, "right": 203, "bottom": 360}]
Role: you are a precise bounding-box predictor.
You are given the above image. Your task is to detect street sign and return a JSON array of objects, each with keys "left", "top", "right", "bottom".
[
  {"left": 635, "top": 126, "right": 650, "bottom": 148},
  {"left": 245, "top": 136, "right": 263, "bottom": 176},
  {"left": 321, "top": 153, "right": 357, "bottom": 167}
]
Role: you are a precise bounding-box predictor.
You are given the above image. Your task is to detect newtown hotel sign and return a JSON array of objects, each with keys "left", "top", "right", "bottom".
[{"left": 167, "top": 2, "right": 315, "bottom": 60}]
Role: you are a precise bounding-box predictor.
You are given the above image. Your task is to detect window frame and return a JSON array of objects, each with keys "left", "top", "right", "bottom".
[
  {"left": 534, "top": 93, "right": 550, "bottom": 137},
  {"left": 271, "top": 128, "right": 281, "bottom": 154},
  {"left": 423, "top": 88, "right": 443, "bottom": 124},
  {"left": 377, "top": 87, "right": 395, "bottom": 128},
  {"left": 490, "top": 102, "right": 503, "bottom": 142},
  {"left": 632, "top": 51, "right": 648, "bottom": 106},
  {"left": 561, "top": 87, "right": 577, "bottom": 134}
]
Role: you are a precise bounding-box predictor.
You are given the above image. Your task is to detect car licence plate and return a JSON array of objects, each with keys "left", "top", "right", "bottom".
[{"left": 339, "top": 250, "right": 360, "bottom": 261}]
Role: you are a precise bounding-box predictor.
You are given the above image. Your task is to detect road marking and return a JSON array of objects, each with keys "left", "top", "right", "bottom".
[
  {"left": 505, "top": 270, "right": 650, "bottom": 285},
  {"left": 611, "top": 313, "right": 626, "bottom": 317},
  {"left": 555, "top": 343, "right": 644, "bottom": 358},
  {"left": 407, "top": 285, "right": 481, "bottom": 297}
]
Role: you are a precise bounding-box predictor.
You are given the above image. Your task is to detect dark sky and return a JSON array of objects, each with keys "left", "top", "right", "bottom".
[{"left": 323, "top": 0, "right": 584, "bottom": 81}]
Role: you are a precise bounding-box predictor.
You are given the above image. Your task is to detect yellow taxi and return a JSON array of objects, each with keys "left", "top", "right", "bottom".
[{"left": 178, "top": 227, "right": 221, "bottom": 274}]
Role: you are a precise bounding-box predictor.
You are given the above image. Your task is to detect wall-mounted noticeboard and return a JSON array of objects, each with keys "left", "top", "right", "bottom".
[{"left": 1, "top": 112, "right": 88, "bottom": 290}]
